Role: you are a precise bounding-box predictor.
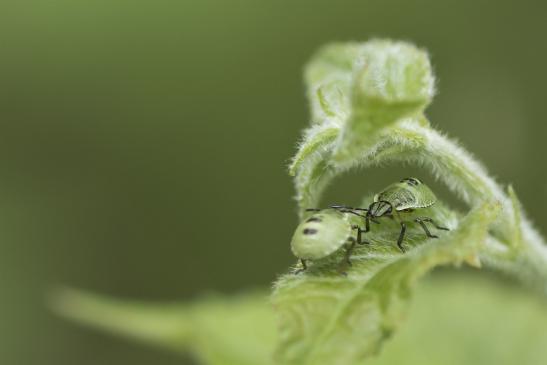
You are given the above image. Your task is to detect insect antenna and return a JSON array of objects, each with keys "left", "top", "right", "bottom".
[
  {"left": 330, "top": 205, "right": 369, "bottom": 212},
  {"left": 342, "top": 210, "right": 367, "bottom": 218}
]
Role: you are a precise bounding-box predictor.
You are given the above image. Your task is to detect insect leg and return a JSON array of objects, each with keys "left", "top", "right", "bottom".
[
  {"left": 294, "top": 259, "right": 308, "bottom": 275},
  {"left": 365, "top": 215, "right": 371, "bottom": 232},
  {"left": 417, "top": 217, "right": 450, "bottom": 231},
  {"left": 352, "top": 225, "right": 370, "bottom": 245},
  {"left": 397, "top": 222, "right": 407, "bottom": 253},
  {"left": 337, "top": 237, "right": 357, "bottom": 276},
  {"left": 414, "top": 218, "right": 439, "bottom": 239},
  {"left": 305, "top": 208, "right": 321, "bottom": 212},
  {"left": 344, "top": 237, "right": 357, "bottom": 265}
]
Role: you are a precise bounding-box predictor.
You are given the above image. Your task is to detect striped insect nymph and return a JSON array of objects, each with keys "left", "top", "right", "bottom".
[{"left": 290, "top": 206, "right": 369, "bottom": 274}]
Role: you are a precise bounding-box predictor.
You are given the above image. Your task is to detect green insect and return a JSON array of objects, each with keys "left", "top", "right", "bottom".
[
  {"left": 290, "top": 206, "right": 369, "bottom": 274},
  {"left": 362, "top": 177, "right": 450, "bottom": 252}
]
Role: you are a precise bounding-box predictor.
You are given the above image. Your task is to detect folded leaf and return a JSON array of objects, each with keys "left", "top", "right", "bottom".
[{"left": 273, "top": 202, "right": 499, "bottom": 365}]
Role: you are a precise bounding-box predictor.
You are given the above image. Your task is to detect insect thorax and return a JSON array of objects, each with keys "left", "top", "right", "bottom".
[
  {"left": 374, "top": 181, "right": 436, "bottom": 211},
  {"left": 374, "top": 188, "right": 416, "bottom": 210}
]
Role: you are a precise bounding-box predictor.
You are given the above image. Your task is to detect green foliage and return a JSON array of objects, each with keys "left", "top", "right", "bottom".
[
  {"left": 52, "top": 39, "right": 547, "bottom": 365},
  {"left": 273, "top": 202, "right": 498, "bottom": 365},
  {"left": 51, "top": 272, "right": 547, "bottom": 365},
  {"left": 369, "top": 274, "right": 547, "bottom": 365},
  {"left": 51, "top": 289, "right": 277, "bottom": 365}
]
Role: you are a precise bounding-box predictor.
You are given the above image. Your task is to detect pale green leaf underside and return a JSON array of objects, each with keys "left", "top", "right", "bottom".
[
  {"left": 291, "top": 41, "right": 547, "bottom": 297},
  {"left": 369, "top": 274, "right": 547, "bottom": 365},
  {"left": 52, "top": 270, "right": 547, "bottom": 365},
  {"left": 272, "top": 202, "right": 499, "bottom": 365},
  {"left": 284, "top": 39, "right": 547, "bottom": 365},
  {"left": 52, "top": 39, "right": 547, "bottom": 365}
]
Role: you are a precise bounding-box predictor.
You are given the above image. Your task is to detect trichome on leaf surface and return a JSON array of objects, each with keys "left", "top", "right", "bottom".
[{"left": 52, "top": 40, "right": 547, "bottom": 365}]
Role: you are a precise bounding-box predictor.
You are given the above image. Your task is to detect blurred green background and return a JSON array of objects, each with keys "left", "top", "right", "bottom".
[{"left": 1, "top": 0, "right": 547, "bottom": 364}]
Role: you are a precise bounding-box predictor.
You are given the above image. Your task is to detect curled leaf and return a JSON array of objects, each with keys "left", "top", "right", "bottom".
[
  {"left": 53, "top": 39, "right": 547, "bottom": 365},
  {"left": 333, "top": 41, "right": 435, "bottom": 162},
  {"left": 273, "top": 202, "right": 499, "bottom": 365}
]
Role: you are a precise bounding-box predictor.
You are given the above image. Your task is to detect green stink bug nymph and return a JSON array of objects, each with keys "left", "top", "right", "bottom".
[
  {"left": 290, "top": 207, "right": 369, "bottom": 274},
  {"left": 363, "top": 177, "right": 450, "bottom": 252}
]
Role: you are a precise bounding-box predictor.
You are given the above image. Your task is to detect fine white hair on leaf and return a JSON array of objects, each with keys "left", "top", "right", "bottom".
[{"left": 288, "top": 40, "right": 547, "bottom": 294}]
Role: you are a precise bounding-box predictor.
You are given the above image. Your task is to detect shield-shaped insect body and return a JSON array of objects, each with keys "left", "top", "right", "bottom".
[
  {"left": 290, "top": 208, "right": 368, "bottom": 273},
  {"left": 365, "top": 177, "right": 450, "bottom": 252},
  {"left": 372, "top": 177, "right": 437, "bottom": 213}
]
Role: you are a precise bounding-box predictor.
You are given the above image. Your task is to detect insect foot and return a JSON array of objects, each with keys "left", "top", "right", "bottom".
[{"left": 293, "top": 259, "right": 307, "bottom": 275}]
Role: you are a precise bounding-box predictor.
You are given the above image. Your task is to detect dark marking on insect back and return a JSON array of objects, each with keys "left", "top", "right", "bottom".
[
  {"left": 306, "top": 217, "right": 322, "bottom": 223},
  {"left": 303, "top": 228, "right": 318, "bottom": 235},
  {"left": 401, "top": 177, "right": 420, "bottom": 186}
]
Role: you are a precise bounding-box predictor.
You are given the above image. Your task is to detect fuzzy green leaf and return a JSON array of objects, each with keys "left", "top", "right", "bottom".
[
  {"left": 52, "top": 39, "right": 547, "bottom": 365},
  {"left": 272, "top": 202, "right": 499, "bottom": 365},
  {"left": 291, "top": 41, "right": 435, "bottom": 213},
  {"left": 333, "top": 41, "right": 435, "bottom": 162},
  {"left": 284, "top": 40, "right": 547, "bottom": 365}
]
